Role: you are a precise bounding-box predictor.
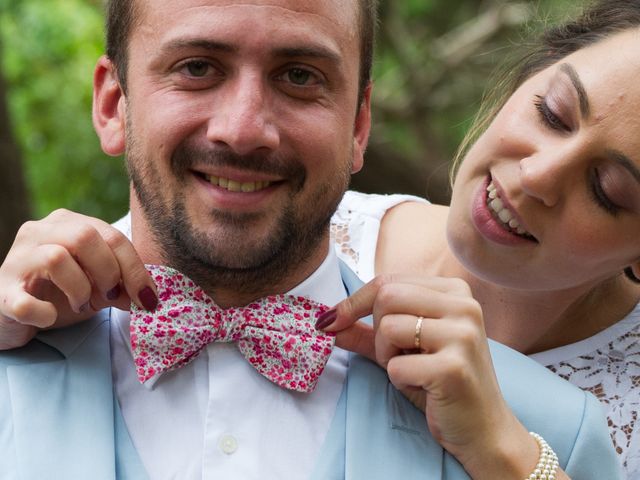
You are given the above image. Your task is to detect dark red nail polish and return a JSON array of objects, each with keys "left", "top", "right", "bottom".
[
  {"left": 106, "top": 285, "right": 121, "bottom": 301},
  {"left": 315, "top": 308, "right": 337, "bottom": 330},
  {"left": 139, "top": 287, "right": 158, "bottom": 311}
]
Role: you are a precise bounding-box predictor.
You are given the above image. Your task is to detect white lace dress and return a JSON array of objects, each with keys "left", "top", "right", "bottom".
[{"left": 331, "top": 191, "right": 640, "bottom": 478}]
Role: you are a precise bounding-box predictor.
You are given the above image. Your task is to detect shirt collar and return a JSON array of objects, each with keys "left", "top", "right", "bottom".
[{"left": 287, "top": 246, "right": 346, "bottom": 306}]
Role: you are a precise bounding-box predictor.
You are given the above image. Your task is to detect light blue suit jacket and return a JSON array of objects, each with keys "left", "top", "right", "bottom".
[{"left": 0, "top": 264, "right": 622, "bottom": 479}]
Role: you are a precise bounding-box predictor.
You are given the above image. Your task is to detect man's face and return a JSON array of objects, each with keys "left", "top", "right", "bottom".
[{"left": 98, "top": 0, "right": 371, "bottom": 300}]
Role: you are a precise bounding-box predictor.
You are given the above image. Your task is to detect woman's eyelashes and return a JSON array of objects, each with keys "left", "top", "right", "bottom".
[
  {"left": 591, "top": 169, "right": 621, "bottom": 216},
  {"left": 534, "top": 94, "right": 571, "bottom": 132}
]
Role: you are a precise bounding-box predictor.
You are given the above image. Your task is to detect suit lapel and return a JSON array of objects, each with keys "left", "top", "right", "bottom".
[
  {"left": 342, "top": 355, "right": 445, "bottom": 479},
  {"left": 7, "top": 312, "right": 118, "bottom": 480},
  {"left": 334, "top": 262, "right": 445, "bottom": 479}
]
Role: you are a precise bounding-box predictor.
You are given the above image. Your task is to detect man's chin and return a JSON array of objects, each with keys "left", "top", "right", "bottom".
[
  {"left": 172, "top": 228, "right": 291, "bottom": 272},
  {"left": 191, "top": 225, "right": 283, "bottom": 263},
  {"left": 199, "top": 247, "right": 280, "bottom": 271}
]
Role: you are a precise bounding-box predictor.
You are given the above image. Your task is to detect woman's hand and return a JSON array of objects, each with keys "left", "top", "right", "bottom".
[
  {"left": 0, "top": 209, "right": 156, "bottom": 349},
  {"left": 318, "top": 274, "right": 561, "bottom": 480}
]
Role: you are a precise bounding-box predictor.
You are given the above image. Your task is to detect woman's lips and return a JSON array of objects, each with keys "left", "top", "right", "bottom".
[
  {"left": 485, "top": 181, "right": 535, "bottom": 240},
  {"left": 471, "top": 175, "right": 537, "bottom": 246}
]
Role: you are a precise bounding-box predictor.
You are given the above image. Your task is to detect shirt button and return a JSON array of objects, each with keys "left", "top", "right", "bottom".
[{"left": 218, "top": 434, "right": 238, "bottom": 455}]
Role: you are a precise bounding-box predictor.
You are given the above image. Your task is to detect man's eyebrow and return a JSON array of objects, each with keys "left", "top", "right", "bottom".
[
  {"left": 157, "top": 40, "right": 340, "bottom": 64},
  {"left": 160, "top": 39, "right": 237, "bottom": 55},
  {"left": 272, "top": 46, "right": 341, "bottom": 64},
  {"left": 607, "top": 149, "right": 640, "bottom": 185},
  {"left": 559, "top": 63, "right": 590, "bottom": 119}
]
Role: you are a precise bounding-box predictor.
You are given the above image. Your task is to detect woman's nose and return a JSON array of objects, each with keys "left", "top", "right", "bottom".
[{"left": 519, "top": 151, "right": 575, "bottom": 207}]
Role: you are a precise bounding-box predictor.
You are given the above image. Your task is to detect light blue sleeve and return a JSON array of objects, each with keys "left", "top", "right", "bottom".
[
  {"left": 490, "top": 340, "right": 623, "bottom": 479},
  {"left": 563, "top": 392, "right": 623, "bottom": 478}
]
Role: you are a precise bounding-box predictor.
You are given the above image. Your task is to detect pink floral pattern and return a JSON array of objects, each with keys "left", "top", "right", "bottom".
[{"left": 130, "top": 265, "right": 335, "bottom": 393}]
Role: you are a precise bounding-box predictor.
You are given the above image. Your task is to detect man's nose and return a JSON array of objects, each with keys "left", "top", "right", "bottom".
[{"left": 206, "top": 74, "right": 280, "bottom": 155}]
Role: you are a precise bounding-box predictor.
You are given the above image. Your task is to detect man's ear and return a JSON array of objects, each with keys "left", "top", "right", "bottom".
[
  {"left": 93, "top": 55, "right": 126, "bottom": 156},
  {"left": 351, "top": 82, "right": 372, "bottom": 174}
]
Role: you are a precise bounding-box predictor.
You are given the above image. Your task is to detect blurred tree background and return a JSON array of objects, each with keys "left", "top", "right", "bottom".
[{"left": 0, "top": 0, "right": 579, "bottom": 260}]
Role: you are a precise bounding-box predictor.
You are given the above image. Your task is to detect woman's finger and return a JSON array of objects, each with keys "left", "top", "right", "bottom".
[
  {"left": 30, "top": 244, "right": 93, "bottom": 314},
  {"left": 327, "top": 274, "right": 472, "bottom": 333},
  {"left": 376, "top": 313, "right": 485, "bottom": 358},
  {"left": 31, "top": 211, "right": 156, "bottom": 312},
  {"left": 103, "top": 226, "right": 157, "bottom": 311},
  {"left": 3, "top": 288, "right": 58, "bottom": 329},
  {"left": 0, "top": 315, "right": 38, "bottom": 349},
  {"left": 371, "top": 283, "right": 482, "bottom": 329},
  {"left": 333, "top": 321, "right": 376, "bottom": 362},
  {"left": 386, "top": 349, "right": 484, "bottom": 396},
  {"left": 59, "top": 223, "right": 124, "bottom": 301}
]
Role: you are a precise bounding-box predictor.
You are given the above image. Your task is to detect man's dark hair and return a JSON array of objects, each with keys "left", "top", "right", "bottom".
[
  {"left": 357, "top": 0, "right": 378, "bottom": 106},
  {"left": 105, "top": 0, "right": 138, "bottom": 94},
  {"left": 106, "top": 0, "right": 378, "bottom": 106}
]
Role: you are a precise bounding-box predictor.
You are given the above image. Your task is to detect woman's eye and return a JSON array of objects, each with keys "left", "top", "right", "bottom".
[
  {"left": 286, "top": 68, "right": 314, "bottom": 86},
  {"left": 534, "top": 95, "right": 570, "bottom": 132},
  {"left": 591, "top": 169, "right": 621, "bottom": 216}
]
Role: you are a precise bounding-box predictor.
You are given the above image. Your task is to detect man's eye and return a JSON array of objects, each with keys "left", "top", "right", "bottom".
[
  {"left": 286, "top": 68, "right": 313, "bottom": 86},
  {"left": 185, "top": 61, "right": 210, "bottom": 77}
]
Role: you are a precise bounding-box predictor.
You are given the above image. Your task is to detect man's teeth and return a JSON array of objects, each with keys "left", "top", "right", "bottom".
[
  {"left": 486, "top": 182, "right": 528, "bottom": 236},
  {"left": 206, "top": 175, "right": 272, "bottom": 193}
]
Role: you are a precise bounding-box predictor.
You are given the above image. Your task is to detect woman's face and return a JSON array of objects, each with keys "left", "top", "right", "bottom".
[{"left": 448, "top": 28, "right": 640, "bottom": 291}]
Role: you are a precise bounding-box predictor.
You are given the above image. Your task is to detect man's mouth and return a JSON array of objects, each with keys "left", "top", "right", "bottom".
[
  {"left": 486, "top": 181, "right": 536, "bottom": 240},
  {"left": 204, "top": 175, "right": 273, "bottom": 193}
]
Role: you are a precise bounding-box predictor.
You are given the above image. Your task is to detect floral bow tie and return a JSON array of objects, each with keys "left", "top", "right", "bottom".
[{"left": 129, "top": 265, "right": 335, "bottom": 393}]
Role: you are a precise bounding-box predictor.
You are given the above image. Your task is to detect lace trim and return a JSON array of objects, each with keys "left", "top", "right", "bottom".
[
  {"left": 330, "top": 220, "right": 359, "bottom": 267},
  {"left": 545, "top": 320, "right": 640, "bottom": 477}
]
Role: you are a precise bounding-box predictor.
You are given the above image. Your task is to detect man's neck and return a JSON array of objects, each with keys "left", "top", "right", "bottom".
[{"left": 203, "top": 237, "right": 332, "bottom": 308}]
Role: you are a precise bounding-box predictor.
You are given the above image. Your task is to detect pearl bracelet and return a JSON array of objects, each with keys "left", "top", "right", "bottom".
[{"left": 525, "top": 432, "right": 559, "bottom": 480}]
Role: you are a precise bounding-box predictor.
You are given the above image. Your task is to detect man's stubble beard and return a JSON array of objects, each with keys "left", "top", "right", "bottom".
[{"left": 125, "top": 133, "right": 351, "bottom": 299}]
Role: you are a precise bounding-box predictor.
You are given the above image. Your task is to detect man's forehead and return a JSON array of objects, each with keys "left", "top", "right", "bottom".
[
  {"left": 136, "top": 0, "right": 359, "bottom": 30},
  {"left": 130, "top": 0, "right": 360, "bottom": 65}
]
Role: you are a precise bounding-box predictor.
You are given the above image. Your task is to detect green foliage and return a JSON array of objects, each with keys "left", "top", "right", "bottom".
[
  {"left": 373, "top": 0, "right": 579, "bottom": 159},
  {"left": 0, "top": 0, "right": 129, "bottom": 221}
]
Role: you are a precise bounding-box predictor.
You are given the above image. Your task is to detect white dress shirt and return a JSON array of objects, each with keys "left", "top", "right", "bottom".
[{"left": 109, "top": 220, "right": 349, "bottom": 479}]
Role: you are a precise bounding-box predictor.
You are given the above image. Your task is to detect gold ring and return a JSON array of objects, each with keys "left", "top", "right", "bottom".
[{"left": 414, "top": 316, "right": 424, "bottom": 350}]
